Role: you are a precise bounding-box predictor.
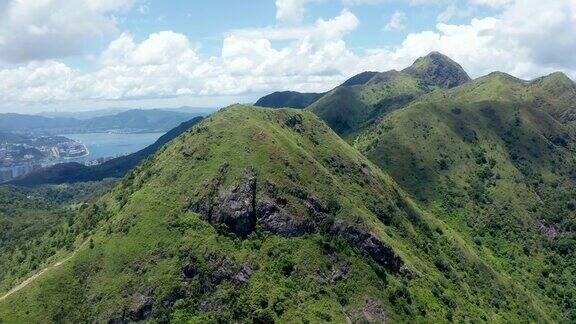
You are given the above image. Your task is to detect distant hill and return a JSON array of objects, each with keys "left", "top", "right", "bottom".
[
  {"left": 255, "top": 91, "right": 324, "bottom": 109},
  {"left": 0, "top": 109, "right": 208, "bottom": 135},
  {"left": 38, "top": 107, "right": 218, "bottom": 120},
  {"left": 306, "top": 52, "right": 471, "bottom": 136},
  {"left": 255, "top": 53, "right": 471, "bottom": 136},
  {"left": 254, "top": 71, "right": 379, "bottom": 109},
  {"left": 10, "top": 117, "right": 203, "bottom": 186},
  {"left": 339, "top": 71, "right": 379, "bottom": 86}
]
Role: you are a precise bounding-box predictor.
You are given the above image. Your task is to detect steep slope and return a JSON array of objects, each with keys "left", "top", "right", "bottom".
[
  {"left": 307, "top": 52, "right": 471, "bottom": 136},
  {"left": 355, "top": 71, "right": 576, "bottom": 321},
  {"left": 0, "top": 105, "right": 563, "bottom": 323},
  {"left": 11, "top": 117, "right": 203, "bottom": 186}
]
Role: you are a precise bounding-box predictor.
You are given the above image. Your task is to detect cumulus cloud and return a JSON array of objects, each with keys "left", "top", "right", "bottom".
[
  {"left": 384, "top": 11, "right": 406, "bottom": 31},
  {"left": 275, "top": 0, "right": 323, "bottom": 24},
  {"left": 0, "top": 0, "right": 134, "bottom": 63},
  {"left": 0, "top": 0, "right": 575, "bottom": 109},
  {"left": 471, "top": 0, "right": 513, "bottom": 7}
]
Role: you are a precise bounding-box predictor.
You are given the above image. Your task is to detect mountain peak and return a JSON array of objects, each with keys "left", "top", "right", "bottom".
[
  {"left": 536, "top": 71, "right": 574, "bottom": 87},
  {"left": 403, "top": 52, "right": 471, "bottom": 88}
]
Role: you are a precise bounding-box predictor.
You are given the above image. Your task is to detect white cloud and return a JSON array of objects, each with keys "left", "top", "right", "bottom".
[
  {"left": 276, "top": 0, "right": 323, "bottom": 24},
  {"left": 1, "top": 0, "right": 576, "bottom": 110},
  {"left": 384, "top": 11, "right": 406, "bottom": 31},
  {"left": 437, "top": 5, "right": 472, "bottom": 23},
  {"left": 0, "top": 0, "right": 135, "bottom": 63},
  {"left": 471, "top": 0, "right": 513, "bottom": 8}
]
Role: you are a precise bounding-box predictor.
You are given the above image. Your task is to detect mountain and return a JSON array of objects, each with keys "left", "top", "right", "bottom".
[
  {"left": 354, "top": 70, "right": 576, "bottom": 321},
  {"left": 402, "top": 52, "right": 471, "bottom": 88},
  {"left": 0, "top": 109, "right": 205, "bottom": 135},
  {"left": 10, "top": 117, "right": 204, "bottom": 186},
  {"left": 307, "top": 70, "right": 427, "bottom": 136},
  {"left": 0, "top": 114, "right": 79, "bottom": 134},
  {"left": 80, "top": 109, "right": 195, "bottom": 133},
  {"left": 38, "top": 107, "right": 219, "bottom": 120},
  {"left": 37, "top": 108, "right": 133, "bottom": 120},
  {"left": 305, "top": 52, "right": 471, "bottom": 137},
  {"left": 253, "top": 52, "right": 471, "bottom": 136},
  {"left": 0, "top": 105, "right": 565, "bottom": 322},
  {"left": 254, "top": 72, "right": 379, "bottom": 109},
  {"left": 255, "top": 91, "right": 325, "bottom": 109}
]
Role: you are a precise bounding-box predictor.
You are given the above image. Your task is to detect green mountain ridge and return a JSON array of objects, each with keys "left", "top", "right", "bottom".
[
  {"left": 306, "top": 52, "right": 472, "bottom": 137},
  {"left": 0, "top": 105, "right": 567, "bottom": 322},
  {"left": 254, "top": 72, "right": 379, "bottom": 109},
  {"left": 354, "top": 69, "right": 576, "bottom": 321}
]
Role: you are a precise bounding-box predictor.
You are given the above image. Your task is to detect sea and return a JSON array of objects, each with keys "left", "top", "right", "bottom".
[{"left": 61, "top": 132, "right": 165, "bottom": 163}]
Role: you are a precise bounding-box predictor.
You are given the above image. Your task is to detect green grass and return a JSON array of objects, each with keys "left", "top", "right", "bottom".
[{"left": 306, "top": 52, "right": 472, "bottom": 138}]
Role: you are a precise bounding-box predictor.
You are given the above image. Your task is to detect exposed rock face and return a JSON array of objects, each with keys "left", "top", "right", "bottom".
[
  {"left": 108, "top": 289, "right": 154, "bottom": 323},
  {"left": 256, "top": 198, "right": 317, "bottom": 236},
  {"left": 330, "top": 220, "right": 403, "bottom": 273},
  {"left": 330, "top": 261, "right": 350, "bottom": 283},
  {"left": 190, "top": 167, "right": 257, "bottom": 237},
  {"left": 284, "top": 114, "right": 305, "bottom": 133},
  {"left": 190, "top": 169, "right": 403, "bottom": 273},
  {"left": 212, "top": 171, "right": 257, "bottom": 237},
  {"left": 233, "top": 262, "right": 255, "bottom": 287}
]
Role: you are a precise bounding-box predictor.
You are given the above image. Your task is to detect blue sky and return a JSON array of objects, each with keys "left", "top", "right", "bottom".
[{"left": 0, "top": 0, "right": 574, "bottom": 113}]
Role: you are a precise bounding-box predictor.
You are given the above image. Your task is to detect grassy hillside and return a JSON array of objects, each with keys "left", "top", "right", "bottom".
[
  {"left": 307, "top": 52, "right": 470, "bottom": 137},
  {"left": 355, "top": 71, "right": 576, "bottom": 321},
  {"left": 0, "top": 105, "right": 566, "bottom": 322}
]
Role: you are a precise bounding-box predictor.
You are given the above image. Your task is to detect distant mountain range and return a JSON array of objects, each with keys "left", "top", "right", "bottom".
[
  {"left": 0, "top": 108, "right": 216, "bottom": 135},
  {"left": 37, "top": 106, "right": 218, "bottom": 120},
  {"left": 10, "top": 117, "right": 204, "bottom": 186}
]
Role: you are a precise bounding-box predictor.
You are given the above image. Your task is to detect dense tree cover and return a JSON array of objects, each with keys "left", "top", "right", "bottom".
[{"left": 0, "top": 181, "right": 114, "bottom": 292}]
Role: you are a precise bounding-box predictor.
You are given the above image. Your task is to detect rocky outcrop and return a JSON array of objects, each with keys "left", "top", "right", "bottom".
[
  {"left": 190, "top": 167, "right": 256, "bottom": 237},
  {"left": 330, "top": 220, "right": 403, "bottom": 273},
  {"left": 212, "top": 171, "right": 257, "bottom": 237},
  {"left": 189, "top": 169, "right": 403, "bottom": 274},
  {"left": 347, "top": 298, "right": 388, "bottom": 323},
  {"left": 256, "top": 198, "right": 317, "bottom": 236}
]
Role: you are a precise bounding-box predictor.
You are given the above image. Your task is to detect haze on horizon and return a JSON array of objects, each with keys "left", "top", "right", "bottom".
[{"left": 0, "top": 0, "right": 575, "bottom": 113}]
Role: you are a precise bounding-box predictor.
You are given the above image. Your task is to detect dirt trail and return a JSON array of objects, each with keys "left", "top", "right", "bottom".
[{"left": 0, "top": 247, "right": 79, "bottom": 302}]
